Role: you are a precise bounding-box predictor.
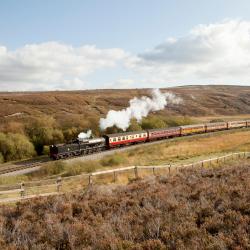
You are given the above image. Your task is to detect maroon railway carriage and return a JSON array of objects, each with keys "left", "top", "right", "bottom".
[
  {"left": 104, "top": 130, "right": 148, "bottom": 148},
  {"left": 147, "top": 127, "right": 181, "bottom": 141}
]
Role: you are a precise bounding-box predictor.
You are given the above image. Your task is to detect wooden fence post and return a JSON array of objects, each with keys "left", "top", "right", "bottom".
[
  {"left": 113, "top": 171, "right": 117, "bottom": 183},
  {"left": 56, "top": 177, "right": 62, "bottom": 192},
  {"left": 201, "top": 161, "right": 204, "bottom": 168},
  {"left": 20, "top": 182, "right": 25, "bottom": 197},
  {"left": 88, "top": 174, "right": 93, "bottom": 186},
  {"left": 168, "top": 165, "right": 171, "bottom": 175},
  {"left": 134, "top": 167, "right": 138, "bottom": 179},
  {"left": 152, "top": 167, "right": 156, "bottom": 176}
]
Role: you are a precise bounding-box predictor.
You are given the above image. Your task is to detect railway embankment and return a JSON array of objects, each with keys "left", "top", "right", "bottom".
[{"left": 0, "top": 151, "right": 249, "bottom": 204}]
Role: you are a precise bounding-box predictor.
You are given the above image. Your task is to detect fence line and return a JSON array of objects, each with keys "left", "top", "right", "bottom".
[{"left": 0, "top": 151, "right": 249, "bottom": 203}]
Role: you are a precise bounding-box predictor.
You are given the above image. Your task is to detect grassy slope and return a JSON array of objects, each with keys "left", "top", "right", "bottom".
[
  {"left": 0, "top": 159, "right": 249, "bottom": 249},
  {"left": 1, "top": 85, "right": 250, "bottom": 132}
]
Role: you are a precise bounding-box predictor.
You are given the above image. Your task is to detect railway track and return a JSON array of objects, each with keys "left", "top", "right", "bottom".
[
  {"left": 0, "top": 158, "right": 50, "bottom": 175},
  {"left": 0, "top": 163, "right": 41, "bottom": 175},
  {"left": 0, "top": 127, "right": 249, "bottom": 176}
]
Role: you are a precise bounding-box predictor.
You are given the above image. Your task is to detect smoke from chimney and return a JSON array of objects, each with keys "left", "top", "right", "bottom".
[
  {"left": 99, "top": 89, "right": 182, "bottom": 131},
  {"left": 78, "top": 130, "right": 92, "bottom": 140}
]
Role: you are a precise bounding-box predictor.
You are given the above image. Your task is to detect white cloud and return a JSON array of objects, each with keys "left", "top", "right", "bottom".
[
  {"left": 1, "top": 20, "right": 250, "bottom": 91},
  {"left": 0, "top": 42, "right": 126, "bottom": 91},
  {"left": 129, "top": 19, "right": 250, "bottom": 85}
]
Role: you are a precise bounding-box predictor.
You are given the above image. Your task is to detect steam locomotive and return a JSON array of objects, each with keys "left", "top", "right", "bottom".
[{"left": 49, "top": 120, "right": 250, "bottom": 160}]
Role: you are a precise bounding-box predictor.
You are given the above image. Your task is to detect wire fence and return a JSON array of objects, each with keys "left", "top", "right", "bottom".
[{"left": 0, "top": 151, "right": 249, "bottom": 203}]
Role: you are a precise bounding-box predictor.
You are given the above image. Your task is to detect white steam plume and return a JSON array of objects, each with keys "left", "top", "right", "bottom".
[
  {"left": 99, "top": 89, "right": 182, "bottom": 131},
  {"left": 78, "top": 130, "right": 92, "bottom": 140}
]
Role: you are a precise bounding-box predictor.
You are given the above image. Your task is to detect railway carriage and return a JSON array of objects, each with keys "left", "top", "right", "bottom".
[
  {"left": 104, "top": 130, "right": 148, "bottom": 148},
  {"left": 180, "top": 124, "right": 206, "bottom": 135},
  {"left": 148, "top": 127, "right": 181, "bottom": 141},
  {"left": 205, "top": 122, "right": 227, "bottom": 132},
  {"left": 49, "top": 119, "right": 250, "bottom": 160},
  {"left": 228, "top": 120, "right": 247, "bottom": 129}
]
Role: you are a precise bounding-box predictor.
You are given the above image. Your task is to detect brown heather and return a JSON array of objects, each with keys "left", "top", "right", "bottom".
[{"left": 0, "top": 160, "right": 249, "bottom": 249}]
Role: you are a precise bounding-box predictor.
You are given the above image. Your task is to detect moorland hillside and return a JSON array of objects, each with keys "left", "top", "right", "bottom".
[
  {"left": 0, "top": 85, "right": 249, "bottom": 161},
  {"left": 1, "top": 85, "right": 250, "bottom": 126}
]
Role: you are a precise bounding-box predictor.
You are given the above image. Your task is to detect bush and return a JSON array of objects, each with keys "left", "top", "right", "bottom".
[
  {"left": 30, "top": 161, "right": 66, "bottom": 177},
  {"left": 126, "top": 119, "right": 142, "bottom": 132},
  {"left": 209, "top": 118, "right": 225, "bottom": 123},
  {"left": 63, "top": 127, "right": 79, "bottom": 142},
  {"left": 141, "top": 116, "right": 166, "bottom": 129},
  {"left": 79, "top": 161, "right": 100, "bottom": 173},
  {"left": 62, "top": 161, "right": 100, "bottom": 177},
  {"left": 163, "top": 116, "right": 194, "bottom": 127},
  {"left": 0, "top": 133, "right": 36, "bottom": 162},
  {"left": 25, "top": 116, "right": 64, "bottom": 155},
  {"left": 62, "top": 165, "right": 83, "bottom": 177},
  {"left": 42, "top": 145, "right": 50, "bottom": 156},
  {"left": 104, "top": 126, "right": 123, "bottom": 134},
  {"left": 101, "top": 154, "right": 127, "bottom": 167},
  {"left": 0, "top": 153, "right": 3, "bottom": 163}
]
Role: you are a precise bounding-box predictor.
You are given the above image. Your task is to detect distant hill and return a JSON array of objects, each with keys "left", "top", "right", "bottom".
[{"left": 0, "top": 85, "right": 250, "bottom": 133}]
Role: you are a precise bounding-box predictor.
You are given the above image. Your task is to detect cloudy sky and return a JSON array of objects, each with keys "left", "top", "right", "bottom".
[{"left": 1, "top": 0, "right": 250, "bottom": 91}]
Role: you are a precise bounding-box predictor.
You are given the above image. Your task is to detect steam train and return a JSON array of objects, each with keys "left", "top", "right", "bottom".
[{"left": 49, "top": 120, "right": 250, "bottom": 160}]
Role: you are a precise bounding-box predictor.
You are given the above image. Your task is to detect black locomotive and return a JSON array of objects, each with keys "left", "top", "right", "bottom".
[{"left": 49, "top": 137, "right": 106, "bottom": 160}]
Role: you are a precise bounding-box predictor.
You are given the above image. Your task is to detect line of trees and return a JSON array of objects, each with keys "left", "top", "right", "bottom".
[{"left": 0, "top": 133, "right": 35, "bottom": 162}]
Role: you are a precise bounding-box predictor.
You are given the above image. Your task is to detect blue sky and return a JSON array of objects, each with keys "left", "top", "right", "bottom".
[{"left": 1, "top": 0, "right": 250, "bottom": 90}]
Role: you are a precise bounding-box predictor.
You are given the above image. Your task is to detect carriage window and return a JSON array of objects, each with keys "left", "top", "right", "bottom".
[
  {"left": 122, "top": 137, "right": 125, "bottom": 140},
  {"left": 118, "top": 137, "right": 121, "bottom": 141},
  {"left": 126, "top": 136, "right": 128, "bottom": 140},
  {"left": 113, "top": 138, "right": 116, "bottom": 142},
  {"left": 139, "top": 134, "right": 141, "bottom": 138}
]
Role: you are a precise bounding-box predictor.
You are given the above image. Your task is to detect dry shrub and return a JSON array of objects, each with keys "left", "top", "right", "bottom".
[
  {"left": 0, "top": 160, "right": 250, "bottom": 249},
  {"left": 0, "top": 153, "right": 3, "bottom": 164},
  {"left": 101, "top": 154, "right": 127, "bottom": 167},
  {"left": 29, "top": 161, "right": 66, "bottom": 178},
  {"left": 0, "top": 132, "right": 36, "bottom": 161},
  {"left": 62, "top": 160, "right": 101, "bottom": 177}
]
